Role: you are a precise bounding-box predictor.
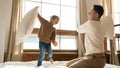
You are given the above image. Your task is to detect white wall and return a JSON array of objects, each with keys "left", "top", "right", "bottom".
[{"left": 0, "top": 0, "right": 12, "bottom": 62}]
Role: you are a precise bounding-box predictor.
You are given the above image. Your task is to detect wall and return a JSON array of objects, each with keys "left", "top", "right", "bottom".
[{"left": 0, "top": 0, "right": 12, "bottom": 62}]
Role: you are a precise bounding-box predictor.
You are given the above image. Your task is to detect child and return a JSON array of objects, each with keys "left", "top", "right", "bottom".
[{"left": 37, "top": 14, "right": 59, "bottom": 67}]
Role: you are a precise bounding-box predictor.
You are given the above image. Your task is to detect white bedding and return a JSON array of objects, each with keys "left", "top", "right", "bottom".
[{"left": 0, "top": 61, "right": 120, "bottom": 68}]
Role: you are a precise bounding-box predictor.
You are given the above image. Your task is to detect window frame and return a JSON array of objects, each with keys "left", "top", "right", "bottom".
[
  {"left": 23, "top": 28, "right": 78, "bottom": 52},
  {"left": 22, "top": 0, "right": 78, "bottom": 51}
]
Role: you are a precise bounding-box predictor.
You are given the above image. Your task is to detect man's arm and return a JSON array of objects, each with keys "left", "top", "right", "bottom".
[{"left": 77, "top": 21, "right": 88, "bottom": 33}]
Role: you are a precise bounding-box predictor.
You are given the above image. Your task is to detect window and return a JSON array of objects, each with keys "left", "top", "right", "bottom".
[
  {"left": 51, "top": 35, "right": 77, "bottom": 50},
  {"left": 103, "top": 0, "right": 120, "bottom": 51},
  {"left": 111, "top": 0, "right": 120, "bottom": 50},
  {"left": 22, "top": 0, "right": 77, "bottom": 50},
  {"left": 23, "top": 34, "right": 77, "bottom": 50},
  {"left": 113, "top": 0, "right": 120, "bottom": 34},
  {"left": 23, "top": 34, "right": 39, "bottom": 49}
]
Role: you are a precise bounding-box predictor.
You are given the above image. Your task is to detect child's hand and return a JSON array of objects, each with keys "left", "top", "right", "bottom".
[{"left": 53, "top": 41, "right": 58, "bottom": 46}]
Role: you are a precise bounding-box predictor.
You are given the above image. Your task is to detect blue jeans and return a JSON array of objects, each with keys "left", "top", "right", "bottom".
[{"left": 37, "top": 40, "right": 53, "bottom": 66}]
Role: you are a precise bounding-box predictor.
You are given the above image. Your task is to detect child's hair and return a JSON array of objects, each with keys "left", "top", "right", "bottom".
[{"left": 50, "top": 15, "right": 59, "bottom": 20}]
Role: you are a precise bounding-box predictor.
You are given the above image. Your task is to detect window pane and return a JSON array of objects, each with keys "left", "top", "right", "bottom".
[
  {"left": 107, "top": 39, "right": 110, "bottom": 50},
  {"left": 60, "top": 36, "right": 77, "bottom": 50},
  {"left": 113, "top": 0, "right": 120, "bottom": 33},
  {"left": 115, "top": 38, "right": 120, "bottom": 50},
  {"left": 113, "top": 0, "right": 120, "bottom": 12},
  {"left": 113, "top": 0, "right": 120, "bottom": 51},
  {"left": 42, "top": 0, "right": 60, "bottom": 4},
  {"left": 61, "top": 0, "right": 76, "bottom": 7},
  {"left": 27, "top": 0, "right": 41, "bottom": 2},
  {"left": 42, "top": 4, "right": 60, "bottom": 29},
  {"left": 114, "top": 13, "right": 120, "bottom": 33},
  {"left": 23, "top": 34, "right": 39, "bottom": 49},
  {"left": 23, "top": 1, "right": 41, "bottom": 28},
  {"left": 23, "top": 35, "right": 60, "bottom": 50},
  {"left": 23, "top": 35, "right": 77, "bottom": 50},
  {"left": 42, "top": 4, "right": 60, "bottom": 20},
  {"left": 113, "top": 13, "right": 120, "bottom": 24},
  {"left": 61, "top": 6, "right": 76, "bottom": 30},
  {"left": 24, "top": 1, "right": 41, "bottom": 15},
  {"left": 51, "top": 36, "right": 60, "bottom": 50}
]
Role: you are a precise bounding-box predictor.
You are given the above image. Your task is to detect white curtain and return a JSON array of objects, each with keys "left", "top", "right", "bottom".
[
  {"left": 77, "top": 0, "right": 87, "bottom": 57},
  {"left": 4, "top": 0, "right": 39, "bottom": 61},
  {"left": 4, "top": 0, "right": 23, "bottom": 61}
]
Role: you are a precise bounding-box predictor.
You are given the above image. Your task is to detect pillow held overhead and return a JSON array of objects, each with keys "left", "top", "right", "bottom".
[
  {"left": 101, "top": 14, "right": 114, "bottom": 39},
  {"left": 16, "top": 6, "right": 39, "bottom": 45}
]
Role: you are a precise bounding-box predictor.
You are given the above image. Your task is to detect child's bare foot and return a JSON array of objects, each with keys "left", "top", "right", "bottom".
[{"left": 49, "top": 58, "right": 54, "bottom": 64}]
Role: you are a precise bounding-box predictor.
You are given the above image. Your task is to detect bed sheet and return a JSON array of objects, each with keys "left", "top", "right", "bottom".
[
  {"left": 0, "top": 61, "right": 120, "bottom": 68},
  {"left": 1, "top": 61, "right": 67, "bottom": 68}
]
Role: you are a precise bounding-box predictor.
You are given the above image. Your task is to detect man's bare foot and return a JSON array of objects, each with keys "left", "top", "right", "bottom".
[{"left": 49, "top": 58, "right": 54, "bottom": 64}]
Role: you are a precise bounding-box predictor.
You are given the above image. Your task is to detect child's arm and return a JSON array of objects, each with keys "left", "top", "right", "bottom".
[
  {"left": 38, "top": 14, "right": 48, "bottom": 24},
  {"left": 52, "top": 41, "right": 57, "bottom": 46},
  {"left": 51, "top": 29, "right": 58, "bottom": 46}
]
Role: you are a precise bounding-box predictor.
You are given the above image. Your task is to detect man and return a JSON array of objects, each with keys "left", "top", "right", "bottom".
[{"left": 66, "top": 5, "right": 106, "bottom": 68}]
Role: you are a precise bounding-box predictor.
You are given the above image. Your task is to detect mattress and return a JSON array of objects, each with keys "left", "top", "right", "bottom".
[{"left": 0, "top": 61, "right": 120, "bottom": 68}]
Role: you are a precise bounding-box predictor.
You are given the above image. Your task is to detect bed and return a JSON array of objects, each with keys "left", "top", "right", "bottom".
[{"left": 0, "top": 61, "right": 120, "bottom": 68}]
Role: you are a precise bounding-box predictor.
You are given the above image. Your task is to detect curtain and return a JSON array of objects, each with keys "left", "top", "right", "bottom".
[
  {"left": 110, "top": 39, "right": 119, "bottom": 65},
  {"left": 102, "top": 0, "right": 119, "bottom": 65},
  {"left": 4, "top": 0, "right": 23, "bottom": 61},
  {"left": 77, "top": 0, "right": 87, "bottom": 57}
]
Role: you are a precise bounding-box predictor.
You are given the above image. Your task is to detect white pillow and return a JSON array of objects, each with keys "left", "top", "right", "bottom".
[
  {"left": 101, "top": 14, "right": 114, "bottom": 39},
  {"left": 16, "top": 6, "right": 39, "bottom": 45}
]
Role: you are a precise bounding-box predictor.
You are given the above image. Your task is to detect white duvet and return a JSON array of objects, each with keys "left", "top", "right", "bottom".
[
  {"left": 0, "top": 61, "right": 120, "bottom": 68},
  {"left": 0, "top": 61, "right": 67, "bottom": 68}
]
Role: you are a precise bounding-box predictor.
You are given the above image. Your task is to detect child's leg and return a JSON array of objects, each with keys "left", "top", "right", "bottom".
[
  {"left": 37, "top": 41, "right": 45, "bottom": 66},
  {"left": 45, "top": 44, "right": 53, "bottom": 63}
]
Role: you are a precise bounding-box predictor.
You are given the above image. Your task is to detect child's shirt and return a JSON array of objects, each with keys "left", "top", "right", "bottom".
[{"left": 38, "top": 15, "right": 56, "bottom": 44}]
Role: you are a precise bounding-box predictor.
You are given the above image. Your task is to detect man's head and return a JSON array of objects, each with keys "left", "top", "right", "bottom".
[
  {"left": 88, "top": 5, "right": 104, "bottom": 21},
  {"left": 50, "top": 15, "right": 59, "bottom": 25}
]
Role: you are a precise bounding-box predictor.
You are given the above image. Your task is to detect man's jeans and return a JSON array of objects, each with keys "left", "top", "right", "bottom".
[{"left": 37, "top": 40, "right": 52, "bottom": 66}]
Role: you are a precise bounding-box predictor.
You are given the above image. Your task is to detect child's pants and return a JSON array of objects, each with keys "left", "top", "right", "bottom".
[{"left": 37, "top": 40, "right": 52, "bottom": 66}]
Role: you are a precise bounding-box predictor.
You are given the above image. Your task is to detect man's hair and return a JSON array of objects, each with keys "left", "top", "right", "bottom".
[{"left": 93, "top": 5, "right": 104, "bottom": 18}]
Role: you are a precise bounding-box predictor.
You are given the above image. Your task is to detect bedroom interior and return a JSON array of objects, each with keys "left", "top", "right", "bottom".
[{"left": 1, "top": 0, "right": 120, "bottom": 68}]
